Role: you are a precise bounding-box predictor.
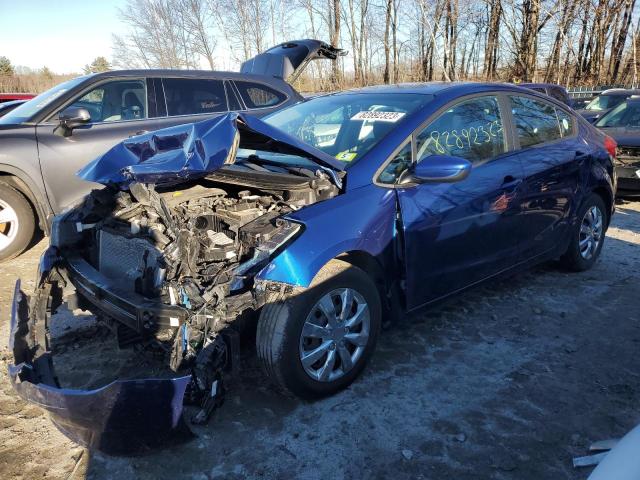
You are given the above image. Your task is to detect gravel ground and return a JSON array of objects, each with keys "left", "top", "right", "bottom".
[{"left": 1, "top": 200, "right": 639, "bottom": 480}]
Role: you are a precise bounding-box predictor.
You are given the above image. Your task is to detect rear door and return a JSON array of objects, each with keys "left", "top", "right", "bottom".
[
  {"left": 386, "top": 94, "right": 526, "bottom": 308},
  {"left": 507, "top": 95, "right": 581, "bottom": 260},
  {"left": 36, "top": 77, "right": 171, "bottom": 212}
]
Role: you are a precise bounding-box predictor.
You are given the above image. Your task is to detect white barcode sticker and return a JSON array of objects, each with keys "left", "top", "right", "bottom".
[
  {"left": 351, "top": 111, "right": 405, "bottom": 122},
  {"left": 169, "top": 317, "right": 179, "bottom": 327}
]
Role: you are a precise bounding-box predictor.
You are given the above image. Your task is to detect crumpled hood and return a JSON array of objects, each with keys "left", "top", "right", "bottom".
[{"left": 78, "top": 112, "right": 344, "bottom": 186}]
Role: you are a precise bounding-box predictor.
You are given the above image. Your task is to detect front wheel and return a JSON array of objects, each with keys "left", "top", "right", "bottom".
[
  {"left": 560, "top": 193, "right": 607, "bottom": 272},
  {"left": 257, "top": 260, "right": 381, "bottom": 399},
  {"left": 0, "top": 182, "right": 35, "bottom": 262}
]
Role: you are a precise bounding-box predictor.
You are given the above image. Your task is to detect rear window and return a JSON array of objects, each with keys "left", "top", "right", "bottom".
[
  {"left": 162, "top": 78, "right": 227, "bottom": 116},
  {"left": 235, "top": 81, "right": 286, "bottom": 109},
  {"left": 510, "top": 96, "right": 562, "bottom": 148}
]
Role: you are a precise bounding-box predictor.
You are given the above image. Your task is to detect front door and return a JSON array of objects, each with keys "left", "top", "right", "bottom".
[{"left": 389, "top": 95, "right": 525, "bottom": 309}]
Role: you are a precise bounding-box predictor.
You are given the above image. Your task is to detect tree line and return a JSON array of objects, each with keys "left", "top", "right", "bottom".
[
  {"left": 1, "top": 0, "right": 638, "bottom": 94},
  {"left": 111, "top": 0, "right": 640, "bottom": 90}
]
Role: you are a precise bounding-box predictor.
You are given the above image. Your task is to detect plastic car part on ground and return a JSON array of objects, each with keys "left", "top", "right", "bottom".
[
  {"left": 77, "top": 112, "right": 344, "bottom": 187},
  {"left": 8, "top": 279, "right": 195, "bottom": 455}
]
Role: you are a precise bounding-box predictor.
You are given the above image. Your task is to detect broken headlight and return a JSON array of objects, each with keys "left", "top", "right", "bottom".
[{"left": 230, "top": 219, "right": 302, "bottom": 291}]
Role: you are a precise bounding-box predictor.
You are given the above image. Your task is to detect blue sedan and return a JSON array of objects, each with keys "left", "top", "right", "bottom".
[{"left": 9, "top": 82, "right": 616, "bottom": 453}]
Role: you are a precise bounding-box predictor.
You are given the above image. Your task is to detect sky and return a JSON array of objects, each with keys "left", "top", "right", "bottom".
[{"left": 0, "top": 0, "right": 128, "bottom": 74}]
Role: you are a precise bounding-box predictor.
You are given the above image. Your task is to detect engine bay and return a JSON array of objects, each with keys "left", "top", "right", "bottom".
[{"left": 46, "top": 167, "right": 339, "bottom": 423}]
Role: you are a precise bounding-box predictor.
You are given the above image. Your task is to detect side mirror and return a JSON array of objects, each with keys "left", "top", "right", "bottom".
[
  {"left": 56, "top": 107, "right": 90, "bottom": 136},
  {"left": 398, "top": 155, "right": 472, "bottom": 185}
]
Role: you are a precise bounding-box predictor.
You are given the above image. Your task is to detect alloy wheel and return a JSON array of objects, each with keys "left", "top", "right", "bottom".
[
  {"left": 579, "top": 205, "right": 604, "bottom": 260},
  {"left": 299, "top": 288, "right": 370, "bottom": 382}
]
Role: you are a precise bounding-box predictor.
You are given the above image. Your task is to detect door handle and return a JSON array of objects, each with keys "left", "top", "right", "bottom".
[
  {"left": 501, "top": 175, "right": 522, "bottom": 189},
  {"left": 129, "top": 130, "right": 148, "bottom": 138}
]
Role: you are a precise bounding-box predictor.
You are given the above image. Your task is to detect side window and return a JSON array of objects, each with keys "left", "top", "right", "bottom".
[
  {"left": 556, "top": 108, "right": 575, "bottom": 137},
  {"left": 67, "top": 80, "right": 147, "bottom": 123},
  {"left": 378, "top": 141, "right": 412, "bottom": 184},
  {"left": 225, "top": 81, "right": 242, "bottom": 111},
  {"left": 510, "top": 96, "right": 562, "bottom": 148},
  {"left": 235, "top": 81, "right": 286, "bottom": 109},
  {"left": 416, "top": 96, "right": 506, "bottom": 164},
  {"left": 163, "top": 78, "right": 227, "bottom": 116}
]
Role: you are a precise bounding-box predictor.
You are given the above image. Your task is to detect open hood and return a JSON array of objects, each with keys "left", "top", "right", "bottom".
[
  {"left": 78, "top": 112, "right": 344, "bottom": 187},
  {"left": 240, "top": 39, "right": 347, "bottom": 82}
]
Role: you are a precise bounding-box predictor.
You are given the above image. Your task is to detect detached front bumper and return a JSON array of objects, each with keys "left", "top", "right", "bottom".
[{"left": 7, "top": 279, "right": 194, "bottom": 455}]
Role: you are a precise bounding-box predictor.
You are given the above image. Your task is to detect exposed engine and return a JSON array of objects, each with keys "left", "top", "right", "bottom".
[{"left": 51, "top": 169, "right": 338, "bottom": 422}]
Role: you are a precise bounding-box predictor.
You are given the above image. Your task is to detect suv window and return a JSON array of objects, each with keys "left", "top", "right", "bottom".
[
  {"left": 235, "top": 81, "right": 286, "bottom": 109},
  {"left": 510, "top": 96, "right": 562, "bottom": 148},
  {"left": 416, "top": 95, "right": 506, "bottom": 164},
  {"left": 67, "top": 80, "right": 146, "bottom": 123},
  {"left": 163, "top": 78, "right": 227, "bottom": 116}
]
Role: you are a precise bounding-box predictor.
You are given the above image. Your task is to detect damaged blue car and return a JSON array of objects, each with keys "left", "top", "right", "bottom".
[{"left": 9, "top": 83, "right": 616, "bottom": 454}]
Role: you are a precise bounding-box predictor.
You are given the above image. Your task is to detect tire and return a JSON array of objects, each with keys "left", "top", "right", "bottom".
[
  {"left": 560, "top": 193, "right": 607, "bottom": 272},
  {"left": 0, "top": 182, "right": 36, "bottom": 262},
  {"left": 257, "top": 259, "right": 381, "bottom": 399}
]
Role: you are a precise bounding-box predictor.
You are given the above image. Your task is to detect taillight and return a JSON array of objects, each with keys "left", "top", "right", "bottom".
[{"left": 604, "top": 135, "right": 617, "bottom": 158}]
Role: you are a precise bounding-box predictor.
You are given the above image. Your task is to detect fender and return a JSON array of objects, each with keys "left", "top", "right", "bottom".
[
  {"left": 257, "top": 184, "right": 399, "bottom": 287},
  {"left": 0, "top": 163, "right": 53, "bottom": 234}
]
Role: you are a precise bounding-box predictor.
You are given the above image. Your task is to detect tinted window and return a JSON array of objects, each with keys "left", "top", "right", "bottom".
[
  {"left": 510, "top": 96, "right": 561, "bottom": 148},
  {"left": 163, "top": 78, "right": 227, "bottom": 116},
  {"left": 586, "top": 94, "right": 627, "bottom": 111},
  {"left": 67, "top": 79, "right": 146, "bottom": 123},
  {"left": 225, "top": 81, "right": 242, "bottom": 110},
  {"left": 549, "top": 87, "right": 569, "bottom": 104},
  {"left": 596, "top": 101, "right": 640, "bottom": 128},
  {"left": 556, "top": 109, "right": 575, "bottom": 136},
  {"left": 416, "top": 96, "right": 506, "bottom": 164},
  {"left": 235, "top": 81, "right": 286, "bottom": 108}
]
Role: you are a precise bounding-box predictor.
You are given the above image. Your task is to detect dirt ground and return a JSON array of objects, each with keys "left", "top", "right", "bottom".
[{"left": 1, "top": 199, "right": 640, "bottom": 480}]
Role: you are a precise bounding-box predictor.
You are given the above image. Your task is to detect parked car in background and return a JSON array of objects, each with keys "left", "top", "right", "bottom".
[
  {"left": 0, "top": 39, "right": 345, "bottom": 261},
  {"left": 595, "top": 96, "right": 640, "bottom": 195},
  {"left": 577, "top": 88, "right": 640, "bottom": 123},
  {"left": 519, "top": 83, "right": 572, "bottom": 106},
  {"left": 9, "top": 82, "right": 616, "bottom": 453},
  {"left": 0, "top": 93, "right": 35, "bottom": 103},
  {"left": 570, "top": 97, "right": 593, "bottom": 110},
  {"left": 0, "top": 100, "right": 26, "bottom": 118}
]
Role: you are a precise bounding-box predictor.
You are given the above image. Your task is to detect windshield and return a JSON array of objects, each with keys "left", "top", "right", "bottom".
[
  {"left": 585, "top": 94, "right": 626, "bottom": 111},
  {"left": 0, "top": 76, "right": 88, "bottom": 125},
  {"left": 596, "top": 101, "right": 640, "bottom": 128},
  {"left": 263, "top": 93, "right": 432, "bottom": 166}
]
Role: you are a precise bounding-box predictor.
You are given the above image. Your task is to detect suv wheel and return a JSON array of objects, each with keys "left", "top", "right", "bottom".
[
  {"left": 0, "top": 182, "right": 35, "bottom": 262},
  {"left": 257, "top": 259, "right": 381, "bottom": 399}
]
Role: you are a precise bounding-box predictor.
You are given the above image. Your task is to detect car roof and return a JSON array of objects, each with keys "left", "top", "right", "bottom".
[
  {"left": 330, "top": 81, "right": 543, "bottom": 97},
  {"left": 87, "top": 69, "right": 286, "bottom": 83},
  {"left": 601, "top": 88, "right": 640, "bottom": 95},
  {"left": 519, "top": 82, "right": 566, "bottom": 90}
]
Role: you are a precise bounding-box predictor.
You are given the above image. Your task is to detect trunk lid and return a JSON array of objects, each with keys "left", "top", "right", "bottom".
[{"left": 240, "top": 39, "right": 346, "bottom": 82}]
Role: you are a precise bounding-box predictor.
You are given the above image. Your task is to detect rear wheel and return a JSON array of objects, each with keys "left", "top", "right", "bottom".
[
  {"left": 560, "top": 193, "right": 607, "bottom": 271},
  {"left": 257, "top": 260, "right": 381, "bottom": 399},
  {"left": 0, "top": 182, "right": 35, "bottom": 262}
]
